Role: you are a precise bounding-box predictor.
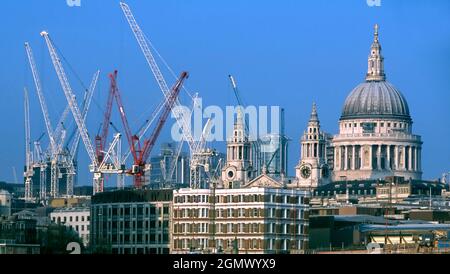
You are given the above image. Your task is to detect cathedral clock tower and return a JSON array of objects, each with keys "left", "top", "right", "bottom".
[{"left": 296, "top": 103, "right": 330, "bottom": 188}]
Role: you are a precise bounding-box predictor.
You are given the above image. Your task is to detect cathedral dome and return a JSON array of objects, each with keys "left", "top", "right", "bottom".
[
  {"left": 340, "top": 81, "right": 411, "bottom": 121},
  {"left": 340, "top": 24, "right": 411, "bottom": 122}
]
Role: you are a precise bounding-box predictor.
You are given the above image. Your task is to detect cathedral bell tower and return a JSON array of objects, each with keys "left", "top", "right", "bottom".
[
  {"left": 296, "top": 103, "right": 330, "bottom": 188},
  {"left": 221, "top": 107, "right": 255, "bottom": 189}
]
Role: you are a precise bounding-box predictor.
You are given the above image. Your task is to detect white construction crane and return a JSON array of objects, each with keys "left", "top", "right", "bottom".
[
  {"left": 25, "top": 43, "right": 57, "bottom": 156},
  {"left": 40, "top": 31, "right": 102, "bottom": 194},
  {"left": 24, "top": 88, "right": 34, "bottom": 202},
  {"left": 26, "top": 42, "right": 88, "bottom": 198},
  {"left": 41, "top": 31, "right": 125, "bottom": 194},
  {"left": 120, "top": 2, "right": 195, "bottom": 153},
  {"left": 121, "top": 2, "right": 218, "bottom": 189},
  {"left": 25, "top": 42, "right": 65, "bottom": 198}
]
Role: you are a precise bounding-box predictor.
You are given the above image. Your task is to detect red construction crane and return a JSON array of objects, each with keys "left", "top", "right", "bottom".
[
  {"left": 111, "top": 70, "right": 189, "bottom": 188},
  {"left": 95, "top": 72, "right": 117, "bottom": 164}
]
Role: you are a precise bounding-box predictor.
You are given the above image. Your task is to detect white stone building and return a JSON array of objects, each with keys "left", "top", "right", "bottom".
[
  {"left": 296, "top": 24, "right": 423, "bottom": 188},
  {"left": 50, "top": 207, "right": 90, "bottom": 247},
  {"left": 172, "top": 186, "right": 309, "bottom": 254}
]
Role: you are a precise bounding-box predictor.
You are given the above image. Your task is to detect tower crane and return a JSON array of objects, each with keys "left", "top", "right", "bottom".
[
  {"left": 40, "top": 31, "right": 102, "bottom": 194},
  {"left": 120, "top": 2, "right": 196, "bottom": 154},
  {"left": 26, "top": 41, "right": 98, "bottom": 197},
  {"left": 95, "top": 71, "right": 116, "bottom": 164},
  {"left": 24, "top": 88, "right": 34, "bottom": 202},
  {"left": 121, "top": 2, "right": 220, "bottom": 189},
  {"left": 25, "top": 42, "right": 62, "bottom": 197},
  {"left": 111, "top": 70, "right": 189, "bottom": 188},
  {"left": 25, "top": 43, "right": 56, "bottom": 157}
]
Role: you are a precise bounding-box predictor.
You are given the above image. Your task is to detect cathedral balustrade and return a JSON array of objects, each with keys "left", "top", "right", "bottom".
[{"left": 333, "top": 133, "right": 421, "bottom": 142}]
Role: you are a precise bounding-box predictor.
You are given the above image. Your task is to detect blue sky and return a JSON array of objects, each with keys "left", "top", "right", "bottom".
[{"left": 0, "top": 0, "right": 449, "bottom": 186}]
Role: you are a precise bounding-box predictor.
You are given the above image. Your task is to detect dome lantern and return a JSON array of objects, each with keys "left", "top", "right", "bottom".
[{"left": 366, "top": 24, "right": 386, "bottom": 82}]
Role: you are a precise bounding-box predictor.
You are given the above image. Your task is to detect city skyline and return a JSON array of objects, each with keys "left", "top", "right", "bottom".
[{"left": 0, "top": 0, "right": 449, "bottom": 185}]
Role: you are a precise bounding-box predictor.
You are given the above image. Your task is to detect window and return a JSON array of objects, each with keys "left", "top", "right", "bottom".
[
  {"left": 381, "top": 123, "right": 384, "bottom": 127},
  {"left": 76, "top": 216, "right": 79, "bottom": 222},
  {"left": 70, "top": 216, "right": 73, "bottom": 222}
]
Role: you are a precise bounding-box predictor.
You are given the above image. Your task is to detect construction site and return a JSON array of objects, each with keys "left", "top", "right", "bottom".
[{"left": 21, "top": 2, "right": 231, "bottom": 204}]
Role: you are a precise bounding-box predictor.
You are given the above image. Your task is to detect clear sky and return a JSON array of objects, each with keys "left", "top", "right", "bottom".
[{"left": 1, "top": 0, "right": 449, "bottom": 186}]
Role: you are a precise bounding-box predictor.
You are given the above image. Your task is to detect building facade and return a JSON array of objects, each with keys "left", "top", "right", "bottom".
[
  {"left": 332, "top": 25, "right": 423, "bottom": 182},
  {"left": 90, "top": 189, "right": 172, "bottom": 254},
  {"left": 172, "top": 187, "right": 309, "bottom": 254},
  {"left": 50, "top": 207, "right": 90, "bottom": 247},
  {"left": 297, "top": 24, "right": 423, "bottom": 188},
  {"left": 0, "top": 190, "right": 11, "bottom": 217}
]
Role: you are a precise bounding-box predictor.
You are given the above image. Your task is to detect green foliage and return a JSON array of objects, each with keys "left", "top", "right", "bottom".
[{"left": 38, "top": 223, "right": 83, "bottom": 254}]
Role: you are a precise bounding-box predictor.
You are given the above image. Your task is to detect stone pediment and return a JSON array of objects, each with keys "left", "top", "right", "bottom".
[{"left": 243, "top": 174, "right": 284, "bottom": 189}]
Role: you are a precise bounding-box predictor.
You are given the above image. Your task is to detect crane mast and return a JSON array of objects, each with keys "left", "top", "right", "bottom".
[
  {"left": 24, "top": 88, "right": 33, "bottom": 202},
  {"left": 95, "top": 71, "right": 116, "bottom": 164}
]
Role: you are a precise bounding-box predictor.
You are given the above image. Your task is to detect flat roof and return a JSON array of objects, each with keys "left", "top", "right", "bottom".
[{"left": 360, "top": 224, "right": 450, "bottom": 233}]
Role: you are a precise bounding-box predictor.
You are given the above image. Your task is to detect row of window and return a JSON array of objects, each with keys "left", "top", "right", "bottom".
[
  {"left": 69, "top": 224, "right": 89, "bottom": 232},
  {"left": 378, "top": 187, "right": 410, "bottom": 195},
  {"left": 173, "top": 208, "right": 305, "bottom": 219},
  {"left": 174, "top": 194, "right": 304, "bottom": 205},
  {"left": 343, "top": 122, "right": 408, "bottom": 130},
  {"left": 96, "top": 220, "right": 169, "bottom": 230},
  {"left": 52, "top": 215, "right": 89, "bottom": 223},
  {"left": 93, "top": 205, "right": 169, "bottom": 217},
  {"left": 173, "top": 238, "right": 305, "bottom": 251},
  {"left": 315, "top": 189, "right": 376, "bottom": 196},
  {"left": 97, "top": 233, "right": 169, "bottom": 245},
  {"left": 173, "top": 223, "right": 306, "bottom": 235}
]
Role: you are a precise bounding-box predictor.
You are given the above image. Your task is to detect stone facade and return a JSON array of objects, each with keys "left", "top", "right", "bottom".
[{"left": 296, "top": 24, "right": 423, "bottom": 188}]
